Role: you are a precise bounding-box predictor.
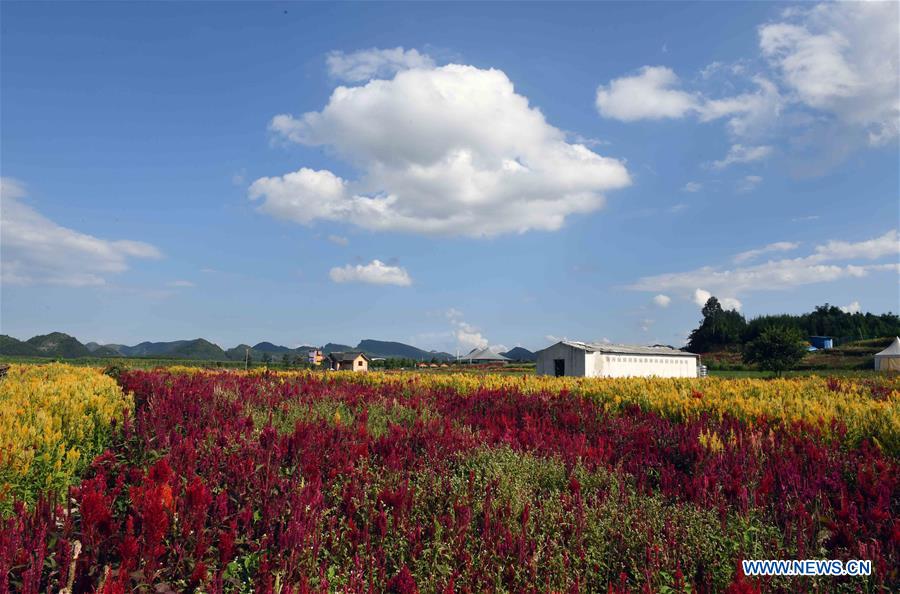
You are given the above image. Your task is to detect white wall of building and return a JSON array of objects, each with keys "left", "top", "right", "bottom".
[
  {"left": 536, "top": 343, "right": 698, "bottom": 378},
  {"left": 535, "top": 342, "right": 587, "bottom": 377},
  {"left": 591, "top": 352, "right": 697, "bottom": 378}
]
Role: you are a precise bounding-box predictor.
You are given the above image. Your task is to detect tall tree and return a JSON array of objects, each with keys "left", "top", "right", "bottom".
[
  {"left": 742, "top": 326, "right": 807, "bottom": 376},
  {"left": 687, "top": 297, "right": 747, "bottom": 352}
]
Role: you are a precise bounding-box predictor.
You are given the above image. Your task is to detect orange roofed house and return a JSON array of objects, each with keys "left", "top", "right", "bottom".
[{"left": 328, "top": 351, "right": 370, "bottom": 372}]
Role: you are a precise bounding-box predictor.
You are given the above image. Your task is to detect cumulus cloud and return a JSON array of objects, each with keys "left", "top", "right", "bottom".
[
  {"left": 595, "top": 3, "right": 899, "bottom": 169},
  {"left": 454, "top": 321, "right": 488, "bottom": 350},
  {"left": 682, "top": 181, "right": 703, "bottom": 193},
  {"left": 653, "top": 294, "right": 671, "bottom": 308},
  {"left": 733, "top": 241, "right": 799, "bottom": 264},
  {"left": 840, "top": 300, "right": 861, "bottom": 314},
  {"left": 595, "top": 66, "right": 699, "bottom": 121},
  {"left": 630, "top": 230, "right": 899, "bottom": 299},
  {"left": 326, "top": 47, "right": 435, "bottom": 83},
  {"left": 596, "top": 67, "right": 782, "bottom": 136},
  {"left": 692, "top": 289, "right": 742, "bottom": 311},
  {"left": 1, "top": 177, "right": 162, "bottom": 286},
  {"left": 759, "top": 2, "right": 899, "bottom": 145},
  {"left": 328, "top": 259, "right": 412, "bottom": 286},
  {"left": 255, "top": 64, "right": 631, "bottom": 237},
  {"left": 711, "top": 144, "right": 773, "bottom": 169}
]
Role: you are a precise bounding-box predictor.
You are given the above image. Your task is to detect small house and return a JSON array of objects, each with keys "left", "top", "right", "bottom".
[
  {"left": 808, "top": 336, "right": 834, "bottom": 350},
  {"left": 328, "top": 351, "right": 370, "bottom": 372},
  {"left": 536, "top": 341, "right": 699, "bottom": 378}
]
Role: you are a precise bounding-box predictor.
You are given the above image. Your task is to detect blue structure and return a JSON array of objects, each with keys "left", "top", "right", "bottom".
[{"left": 808, "top": 336, "right": 834, "bottom": 350}]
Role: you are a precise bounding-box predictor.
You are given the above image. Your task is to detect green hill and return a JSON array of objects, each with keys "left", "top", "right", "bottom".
[
  {"left": 356, "top": 339, "right": 453, "bottom": 360},
  {"left": 166, "top": 338, "right": 228, "bottom": 360},
  {"left": 25, "top": 332, "right": 91, "bottom": 358},
  {"left": 0, "top": 335, "right": 40, "bottom": 356},
  {"left": 323, "top": 343, "right": 355, "bottom": 354},
  {"left": 500, "top": 346, "right": 536, "bottom": 362}
]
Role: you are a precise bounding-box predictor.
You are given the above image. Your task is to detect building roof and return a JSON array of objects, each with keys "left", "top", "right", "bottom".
[
  {"left": 461, "top": 347, "right": 511, "bottom": 361},
  {"left": 546, "top": 340, "right": 699, "bottom": 358},
  {"left": 328, "top": 351, "right": 370, "bottom": 362},
  {"left": 875, "top": 337, "right": 900, "bottom": 357}
]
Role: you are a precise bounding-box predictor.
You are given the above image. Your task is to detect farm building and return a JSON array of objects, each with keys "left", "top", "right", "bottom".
[
  {"left": 328, "top": 351, "right": 370, "bottom": 372},
  {"left": 874, "top": 337, "right": 900, "bottom": 371},
  {"left": 536, "top": 341, "right": 699, "bottom": 378},
  {"left": 308, "top": 349, "right": 324, "bottom": 365},
  {"left": 460, "top": 347, "right": 511, "bottom": 364},
  {"left": 808, "top": 336, "right": 834, "bottom": 350}
]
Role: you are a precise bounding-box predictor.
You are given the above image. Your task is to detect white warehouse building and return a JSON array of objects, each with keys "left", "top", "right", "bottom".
[{"left": 536, "top": 341, "right": 700, "bottom": 378}]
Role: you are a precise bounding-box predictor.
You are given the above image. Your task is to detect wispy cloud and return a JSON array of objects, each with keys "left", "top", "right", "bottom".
[
  {"left": 733, "top": 241, "right": 799, "bottom": 264},
  {"left": 630, "top": 230, "right": 899, "bottom": 298},
  {"left": 326, "top": 47, "right": 435, "bottom": 82},
  {"left": 329, "top": 259, "right": 412, "bottom": 286},
  {"left": 1, "top": 177, "right": 162, "bottom": 287},
  {"left": 710, "top": 144, "right": 772, "bottom": 169}
]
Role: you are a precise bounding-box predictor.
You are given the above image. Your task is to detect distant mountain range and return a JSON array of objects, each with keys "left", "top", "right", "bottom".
[{"left": 0, "top": 332, "right": 506, "bottom": 362}]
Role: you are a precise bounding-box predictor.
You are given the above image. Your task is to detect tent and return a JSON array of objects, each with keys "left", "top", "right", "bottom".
[
  {"left": 460, "top": 347, "right": 511, "bottom": 364},
  {"left": 874, "top": 337, "right": 900, "bottom": 371}
]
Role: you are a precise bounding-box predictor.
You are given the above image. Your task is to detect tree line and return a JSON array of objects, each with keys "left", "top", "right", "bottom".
[{"left": 687, "top": 299, "right": 900, "bottom": 353}]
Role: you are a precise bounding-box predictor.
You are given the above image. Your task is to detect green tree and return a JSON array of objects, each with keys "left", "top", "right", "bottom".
[
  {"left": 742, "top": 326, "right": 807, "bottom": 376},
  {"left": 687, "top": 297, "right": 747, "bottom": 352},
  {"left": 262, "top": 352, "right": 272, "bottom": 366}
]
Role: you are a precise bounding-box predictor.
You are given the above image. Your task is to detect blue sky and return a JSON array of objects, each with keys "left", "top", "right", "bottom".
[{"left": 2, "top": 2, "right": 898, "bottom": 352}]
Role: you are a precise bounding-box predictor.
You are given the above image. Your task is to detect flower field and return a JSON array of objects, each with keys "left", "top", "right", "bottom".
[
  {"left": 0, "top": 364, "right": 132, "bottom": 514},
  {"left": 1, "top": 367, "right": 898, "bottom": 593}
]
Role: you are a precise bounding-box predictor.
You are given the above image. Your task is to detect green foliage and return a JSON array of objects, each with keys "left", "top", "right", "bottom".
[
  {"left": 0, "top": 335, "right": 40, "bottom": 356},
  {"left": 688, "top": 300, "right": 900, "bottom": 355},
  {"left": 744, "top": 304, "right": 900, "bottom": 343},
  {"left": 743, "top": 326, "right": 808, "bottom": 376},
  {"left": 687, "top": 297, "right": 748, "bottom": 352}
]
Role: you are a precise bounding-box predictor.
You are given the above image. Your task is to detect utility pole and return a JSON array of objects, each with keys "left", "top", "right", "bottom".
[{"left": 245, "top": 347, "right": 250, "bottom": 371}]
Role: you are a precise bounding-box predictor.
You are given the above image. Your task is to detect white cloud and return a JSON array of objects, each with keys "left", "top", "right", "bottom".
[
  {"left": 596, "top": 3, "right": 899, "bottom": 167},
  {"left": 328, "top": 259, "right": 412, "bottom": 286},
  {"left": 736, "top": 175, "right": 763, "bottom": 192},
  {"left": 0, "top": 177, "right": 162, "bottom": 287},
  {"left": 693, "top": 288, "right": 713, "bottom": 307},
  {"left": 759, "top": 2, "right": 899, "bottom": 145},
  {"left": 653, "top": 294, "right": 671, "bottom": 308},
  {"left": 595, "top": 66, "right": 699, "bottom": 121},
  {"left": 455, "top": 321, "right": 488, "bottom": 350},
  {"left": 812, "top": 230, "right": 899, "bottom": 261},
  {"left": 711, "top": 144, "right": 773, "bottom": 169},
  {"left": 596, "top": 67, "right": 782, "bottom": 137},
  {"left": 327, "top": 234, "right": 349, "bottom": 246},
  {"left": 445, "top": 307, "right": 464, "bottom": 320},
  {"left": 256, "top": 64, "right": 631, "bottom": 237},
  {"left": 168, "top": 280, "right": 195, "bottom": 288},
  {"left": 733, "top": 240, "right": 799, "bottom": 263},
  {"left": 682, "top": 181, "right": 703, "bottom": 193},
  {"left": 630, "top": 230, "right": 899, "bottom": 298},
  {"left": 697, "top": 77, "right": 783, "bottom": 138},
  {"left": 693, "top": 289, "right": 742, "bottom": 311},
  {"left": 640, "top": 318, "right": 655, "bottom": 332},
  {"left": 840, "top": 300, "right": 861, "bottom": 314},
  {"left": 326, "top": 47, "right": 436, "bottom": 83}
]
